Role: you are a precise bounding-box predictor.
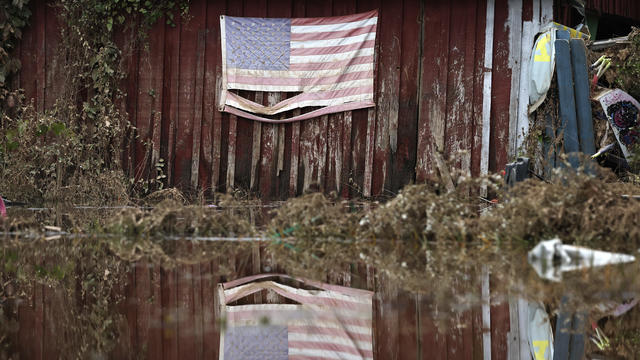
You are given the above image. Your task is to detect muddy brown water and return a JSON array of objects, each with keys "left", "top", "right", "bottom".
[{"left": 1, "top": 202, "right": 640, "bottom": 358}]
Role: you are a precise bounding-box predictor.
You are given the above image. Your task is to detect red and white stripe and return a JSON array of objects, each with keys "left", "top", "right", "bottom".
[
  {"left": 220, "top": 278, "right": 374, "bottom": 360},
  {"left": 221, "top": 10, "right": 377, "bottom": 120}
]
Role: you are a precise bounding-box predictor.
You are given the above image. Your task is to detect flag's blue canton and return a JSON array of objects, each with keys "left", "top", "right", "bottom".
[
  {"left": 226, "top": 17, "right": 291, "bottom": 71},
  {"left": 223, "top": 325, "right": 288, "bottom": 360}
]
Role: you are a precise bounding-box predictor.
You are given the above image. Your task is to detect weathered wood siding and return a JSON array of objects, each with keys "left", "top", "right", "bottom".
[
  {"left": 15, "top": 0, "right": 547, "bottom": 199},
  {"left": 13, "top": 250, "right": 513, "bottom": 360}
]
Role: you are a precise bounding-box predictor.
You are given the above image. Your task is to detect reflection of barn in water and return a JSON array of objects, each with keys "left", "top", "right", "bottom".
[{"left": 11, "top": 0, "right": 640, "bottom": 358}]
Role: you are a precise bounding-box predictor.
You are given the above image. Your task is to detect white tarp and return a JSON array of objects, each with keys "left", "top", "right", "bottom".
[
  {"left": 529, "top": 29, "right": 556, "bottom": 113},
  {"left": 528, "top": 302, "right": 554, "bottom": 360}
]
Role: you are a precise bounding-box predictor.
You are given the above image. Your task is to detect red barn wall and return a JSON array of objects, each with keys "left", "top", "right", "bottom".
[
  {"left": 15, "top": 0, "right": 542, "bottom": 200},
  {"left": 8, "top": 1, "right": 576, "bottom": 358}
]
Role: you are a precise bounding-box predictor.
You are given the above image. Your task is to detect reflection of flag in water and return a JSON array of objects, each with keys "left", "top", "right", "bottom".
[
  {"left": 218, "top": 274, "right": 374, "bottom": 360},
  {"left": 219, "top": 10, "right": 378, "bottom": 123}
]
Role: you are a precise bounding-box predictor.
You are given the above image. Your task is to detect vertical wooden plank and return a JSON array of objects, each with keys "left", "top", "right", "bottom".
[
  {"left": 462, "top": 309, "right": 476, "bottom": 360},
  {"left": 490, "top": 295, "right": 510, "bottom": 359},
  {"left": 473, "top": 299, "right": 485, "bottom": 360},
  {"left": 120, "top": 18, "right": 141, "bottom": 178},
  {"left": 416, "top": 0, "right": 451, "bottom": 182},
  {"left": 136, "top": 16, "right": 166, "bottom": 183},
  {"left": 482, "top": 268, "right": 492, "bottom": 360},
  {"left": 191, "top": 29, "right": 207, "bottom": 189},
  {"left": 329, "top": 0, "right": 356, "bottom": 196},
  {"left": 223, "top": 0, "right": 244, "bottom": 192},
  {"left": 398, "top": 291, "right": 419, "bottom": 360},
  {"left": 570, "top": 39, "right": 596, "bottom": 155},
  {"left": 340, "top": 111, "right": 353, "bottom": 198},
  {"left": 18, "top": 283, "right": 44, "bottom": 360},
  {"left": 555, "top": 38, "right": 580, "bottom": 167},
  {"left": 34, "top": 282, "right": 44, "bottom": 360},
  {"left": 250, "top": 95, "right": 263, "bottom": 192},
  {"left": 111, "top": 266, "right": 131, "bottom": 359},
  {"left": 211, "top": 70, "right": 223, "bottom": 192},
  {"left": 110, "top": 264, "right": 137, "bottom": 360},
  {"left": 151, "top": 113, "right": 163, "bottom": 184},
  {"left": 363, "top": 108, "right": 376, "bottom": 197},
  {"left": 232, "top": 20, "right": 259, "bottom": 192},
  {"left": 447, "top": 313, "right": 465, "bottom": 360},
  {"left": 463, "top": 0, "right": 480, "bottom": 175},
  {"left": 151, "top": 17, "right": 166, "bottom": 186},
  {"left": 277, "top": 120, "right": 287, "bottom": 196},
  {"left": 477, "top": 0, "right": 493, "bottom": 184},
  {"left": 149, "top": 264, "right": 163, "bottom": 360},
  {"left": 287, "top": 1, "right": 306, "bottom": 197},
  {"left": 177, "top": 258, "right": 196, "bottom": 359},
  {"left": 506, "top": 0, "right": 523, "bottom": 161},
  {"left": 359, "top": 0, "right": 380, "bottom": 198},
  {"left": 350, "top": 108, "right": 368, "bottom": 197},
  {"left": 326, "top": 112, "right": 342, "bottom": 193},
  {"left": 489, "top": 0, "right": 513, "bottom": 172},
  {"left": 193, "top": 260, "right": 204, "bottom": 360},
  {"left": 259, "top": 93, "right": 281, "bottom": 198},
  {"left": 42, "top": 285, "right": 57, "bottom": 359},
  {"left": 374, "top": 273, "right": 399, "bottom": 360},
  {"left": 515, "top": 21, "right": 534, "bottom": 153},
  {"left": 444, "top": 0, "right": 477, "bottom": 173},
  {"left": 299, "top": 0, "right": 332, "bottom": 194},
  {"left": 161, "top": 267, "right": 178, "bottom": 360},
  {"left": 419, "top": 295, "right": 448, "bottom": 360},
  {"left": 553, "top": 298, "right": 572, "bottom": 360},
  {"left": 517, "top": 298, "right": 531, "bottom": 360},
  {"left": 389, "top": 0, "right": 420, "bottom": 193},
  {"left": 317, "top": 115, "right": 329, "bottom": 191},
  {"left": 507, "top": 298, "right": 521, "bottom": 360},
  {"left": 136, "top": 261, "right": 152, "bottom": 358},
  {"left": 202, "top": 260, "right": 220, "bottom": 359},
  {"left": 204, "top": 1, "right": 226, "bottom": 193},
  {"left": 44, "top": 4, "right": 61, "bottom": 110},
  {"left": 161, "top": 14, "right": 182, "bottom": 187},
  {"left": 251, "top": 241, "right": 263, "bottom": 303},
  {"left": 289, "top": 111, "right": 301, "bottom": 197},
  {"left": 540, "top": 0, "right": 553, "bottom": 24},
  {"left": 264, "top": 0, "right": 292, "bottom": 199},
  {"left": 242, "top": 0, "right": 266, "bottom": 194},
  {"left": 19, "top": 0, "right": 37, "bottom": 102},
  {"left": 34, "top": 0, "right": 45, "bottom": 112},
  {"left": 17, "top": 290, "right": 35, "bottom": 359},
  {"left": 226, "top": 114, "right": 238, "bottom": 191},
  {"left": 174, "top": 1, "right": 206, "bottom": 188},
  {"left": 300, "top": 119, "right": 315, "bottom": 193},
  {"left": 372, "top": 0, "right": 401, "bottom": 196}
]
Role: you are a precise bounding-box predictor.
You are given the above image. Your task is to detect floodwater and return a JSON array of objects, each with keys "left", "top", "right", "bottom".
[{"left": 1, "top": 196, "right": 640, "bottom": 359}]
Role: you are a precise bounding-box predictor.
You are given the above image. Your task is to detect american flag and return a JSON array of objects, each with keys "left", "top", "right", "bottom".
[
  {"left": 218, "top": 274, "right": 374, "bottom": 360},
  {"left": 219, "top": 10, "right": 378, "bottom": 123}
]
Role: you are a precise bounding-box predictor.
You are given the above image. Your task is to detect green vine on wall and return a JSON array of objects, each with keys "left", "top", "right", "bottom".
[
  {"left": 0, "top": 0, "right": 189, "bottom": 203},
  {"left": 1, "top": 0, "right": 190, "bottom": 357},
  {"left": 0, "top": 0, "right": 31, "bottom": 119},
  {"left": 0, "top": 0, "right": 30, "bottom": 85}
]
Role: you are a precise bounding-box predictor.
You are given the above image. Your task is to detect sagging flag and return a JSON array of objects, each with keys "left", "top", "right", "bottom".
[
  {"left": 219, "top": 10, "right": 378, "bottom": 123},
  {"left": 218, "top": 274, "right": 374, "bottom": 360}
]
